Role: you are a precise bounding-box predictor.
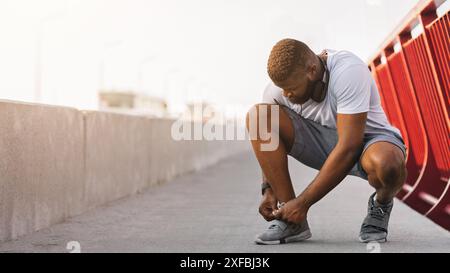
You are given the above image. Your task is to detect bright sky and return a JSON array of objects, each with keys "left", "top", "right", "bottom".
[{"left": 0, "top": 0, "right": 419, "bottom": 113}]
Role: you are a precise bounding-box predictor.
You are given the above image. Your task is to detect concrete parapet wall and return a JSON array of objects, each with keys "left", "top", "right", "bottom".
[{"left": 0, "top": 100, "right": 250, "bottom": 242}]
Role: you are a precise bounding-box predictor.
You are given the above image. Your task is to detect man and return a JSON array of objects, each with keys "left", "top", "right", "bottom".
[{"left": 246, "top": 38, "right": 407, "bottom": 245}]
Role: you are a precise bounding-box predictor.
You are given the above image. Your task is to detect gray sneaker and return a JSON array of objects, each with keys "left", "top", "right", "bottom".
[
  {"left": 359, "top": 192, "right": 393, "bottom": 243},
  {"left": 255, "top": 219, "right": 312, "bottom": 245}
]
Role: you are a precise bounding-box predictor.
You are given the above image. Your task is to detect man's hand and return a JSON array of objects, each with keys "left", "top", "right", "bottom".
[
  {"left": 259, "top": 189, "right": 278, "bottom": 221},
  {"left": 273, "top": 197, "right": 308, "bottom": 224}
]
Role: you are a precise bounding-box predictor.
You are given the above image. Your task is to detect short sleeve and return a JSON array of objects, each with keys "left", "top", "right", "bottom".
[
  {"left": 262, "top": 82, "right": 286, "bottom": 105},
  {"left": 335, "top": 65, "right": 371, "bottom": 114}
]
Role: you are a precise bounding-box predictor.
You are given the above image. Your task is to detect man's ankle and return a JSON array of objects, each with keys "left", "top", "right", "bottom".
[{"left": 374, "top": 194, "right": 393, "bottom": 206}]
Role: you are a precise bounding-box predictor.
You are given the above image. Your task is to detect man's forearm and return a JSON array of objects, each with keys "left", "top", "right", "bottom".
[
  {"left": 298, "top": 144, "right": 361, "bottom": 208},
  {"left": 262, "top": 171, "right": 268, "bottom": 183}
]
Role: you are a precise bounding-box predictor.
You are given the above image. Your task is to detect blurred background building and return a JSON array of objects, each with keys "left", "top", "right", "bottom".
[{"left": 99, "top": 90, "right": 168, "bottom": 117}]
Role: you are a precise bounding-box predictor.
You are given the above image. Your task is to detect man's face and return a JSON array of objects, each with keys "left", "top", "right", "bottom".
[{"left": 275, "top": 67, "right": 315, "bottom": 105}]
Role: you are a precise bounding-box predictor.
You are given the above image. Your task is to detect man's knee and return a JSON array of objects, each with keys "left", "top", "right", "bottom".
[
  {"left": 246, "top": 103, "right": 264, "bottom": 130},
  {"left": 246, "top": 103, "right": 278, "bottom": 136},
  {"left": 246, "top": 103, "right": 294, "bottom": 147},
  {"left": 372, "top": 157, "right": 406, "bottom": 189}
]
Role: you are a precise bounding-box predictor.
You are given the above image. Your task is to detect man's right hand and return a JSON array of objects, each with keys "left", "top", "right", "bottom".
[{"left": 259, "top": 189, "right": 278, "bottom": 221}]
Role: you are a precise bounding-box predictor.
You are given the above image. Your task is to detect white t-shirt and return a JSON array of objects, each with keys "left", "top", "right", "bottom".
[{"left": 262, "top": 49, "right": 402, "bottom": 137}]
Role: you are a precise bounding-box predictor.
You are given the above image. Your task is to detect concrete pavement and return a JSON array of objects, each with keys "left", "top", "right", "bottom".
[{"left": 0, "top": 151, "right": 449, "bottom": 253}]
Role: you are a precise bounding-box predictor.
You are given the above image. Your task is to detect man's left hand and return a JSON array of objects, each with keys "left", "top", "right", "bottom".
[{"left": 273, "top": 197, "right": 308, "bottom": 224}]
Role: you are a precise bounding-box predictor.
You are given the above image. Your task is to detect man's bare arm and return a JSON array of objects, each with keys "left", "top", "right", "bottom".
[
  {"left": 274, "top": 112, "right": 367, "bottom": 223},
  {"left": 298, "top": 112, "right": 367, "bottom": 207}
]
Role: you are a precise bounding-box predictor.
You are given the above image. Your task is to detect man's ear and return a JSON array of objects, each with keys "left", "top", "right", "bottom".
[{"left": 306, "top": 63, "right": 317, "bottom": 81}]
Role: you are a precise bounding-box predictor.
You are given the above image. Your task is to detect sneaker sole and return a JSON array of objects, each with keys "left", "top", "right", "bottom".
[{"left": 255, "top": 229, "right": 312, "bottom": 245}]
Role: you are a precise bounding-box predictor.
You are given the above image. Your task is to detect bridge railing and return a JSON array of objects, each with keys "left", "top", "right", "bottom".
[{"left": 368, "top": 0, "right": 449, "bottom": 230}]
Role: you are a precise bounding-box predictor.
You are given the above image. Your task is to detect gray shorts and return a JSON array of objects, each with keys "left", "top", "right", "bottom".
[{"left": 282, "top": 106, "right": 407, "bottom": 180}]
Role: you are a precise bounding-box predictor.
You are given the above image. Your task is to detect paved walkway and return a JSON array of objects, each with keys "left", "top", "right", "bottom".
[{"left": 0, "top": 151, "right": 449, "bottom": 253}]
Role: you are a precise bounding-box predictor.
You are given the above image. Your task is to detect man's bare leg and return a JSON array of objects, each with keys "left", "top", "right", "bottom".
[
  {"left": 358, "top": 141, "right": 407, "bottom": 242},
  {"left": 360, "top": 142, "right": 407, "bottom": 204},
  {"left": 246, "top": 103, "right": 296, "bottom": 203},
  {"left": 247, "top": 104, "right": 313, "bottom": 244}
]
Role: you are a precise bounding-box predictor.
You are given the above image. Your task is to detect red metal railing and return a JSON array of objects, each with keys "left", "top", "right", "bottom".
[{"left": 369, "top": 0, "right": 450, "bottom": 230}]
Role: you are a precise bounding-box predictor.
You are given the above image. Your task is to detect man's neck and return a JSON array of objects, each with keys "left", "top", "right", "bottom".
[{"left": 316, "top": 55, "right": 326, "bottom": 81}]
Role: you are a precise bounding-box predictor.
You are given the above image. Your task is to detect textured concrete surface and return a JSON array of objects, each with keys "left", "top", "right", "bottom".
[
  {"left": 0, "top": 100, "right": 249, "bottom": 242},
  {"left": 0, "top": 100, "right": 84, "bottom": 241},
  {"left": 84, "top": 111, "right": 154, "bottom": 209},
  {"left": 84, "top": 112, "right": 249, "bottom": 209},
  {"left": 1, "top": 151, "right": 448, "bottom": 253}
]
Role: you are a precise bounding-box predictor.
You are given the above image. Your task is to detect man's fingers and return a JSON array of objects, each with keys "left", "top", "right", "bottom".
[
  {"left": 263, "top": 210, "right": 275, "bottom": 221},
  {"left": 260, "top": 207, "right": 275, "bottom": 221},
  {"left": 272, "top": 208, "right": 282, "bottom": 219}
]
